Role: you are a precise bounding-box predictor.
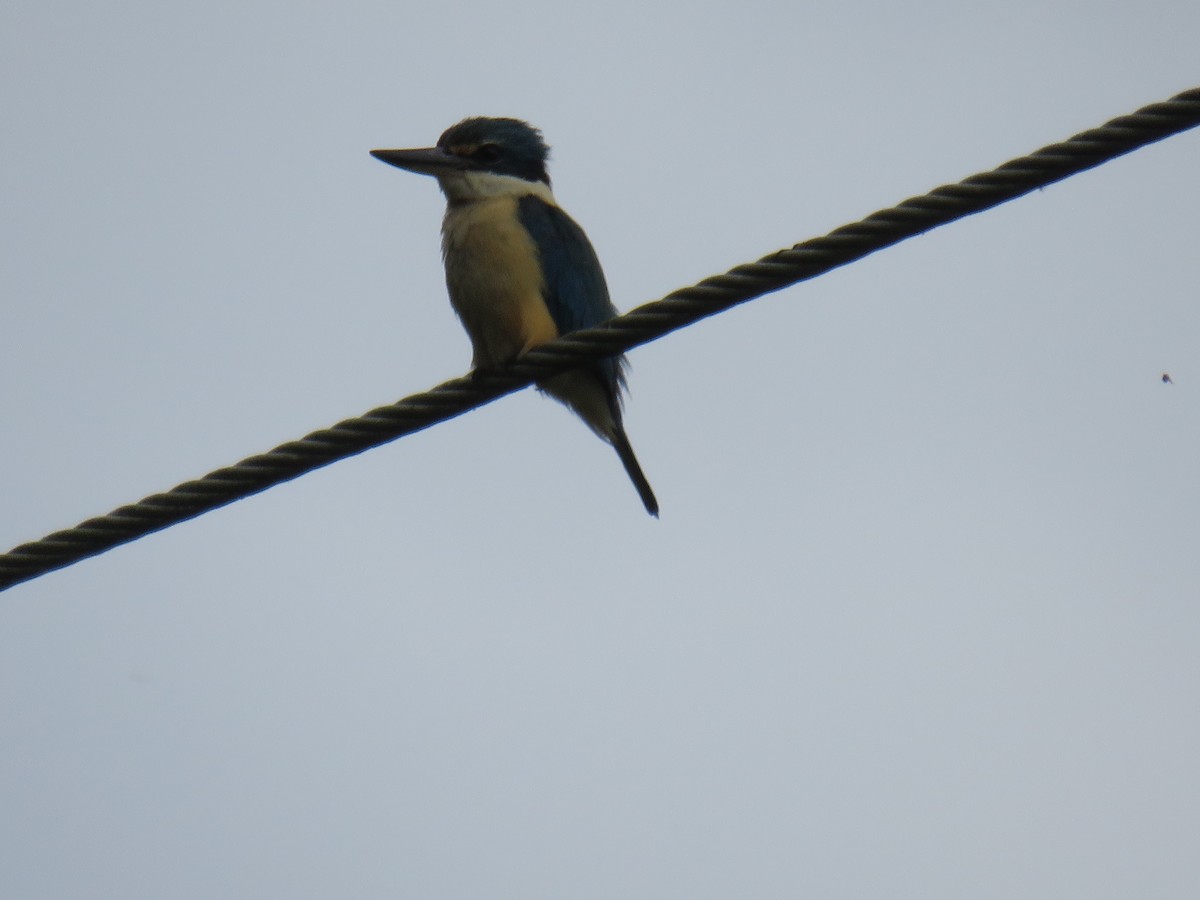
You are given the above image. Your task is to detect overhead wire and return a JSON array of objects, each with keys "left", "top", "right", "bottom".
[{"left": 2, "top": 86, "right": 1198, "bottom": 592}]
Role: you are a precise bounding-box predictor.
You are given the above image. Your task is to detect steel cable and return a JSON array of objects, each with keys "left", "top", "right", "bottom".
[{"left": 2, "top": 86, "right": 1198, "bottom": 592}]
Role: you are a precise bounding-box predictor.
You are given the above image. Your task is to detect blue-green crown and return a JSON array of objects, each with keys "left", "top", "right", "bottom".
[{"left": 437, "top": 117, "right": 551, "bottom": 184}]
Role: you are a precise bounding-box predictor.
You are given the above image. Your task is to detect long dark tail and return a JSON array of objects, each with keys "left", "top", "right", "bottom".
[{"left": 610, "top": 426, "right": 659, "bottom": 517}]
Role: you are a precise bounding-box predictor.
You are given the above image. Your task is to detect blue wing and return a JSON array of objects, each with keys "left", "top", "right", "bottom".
[{"left": 517, "top": 195, "right": 625, "bottom": 400}]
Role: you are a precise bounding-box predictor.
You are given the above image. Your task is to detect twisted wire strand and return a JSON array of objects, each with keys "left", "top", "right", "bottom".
[{"left": 3, "top": 87, "right": 1198, "bottom": 592}]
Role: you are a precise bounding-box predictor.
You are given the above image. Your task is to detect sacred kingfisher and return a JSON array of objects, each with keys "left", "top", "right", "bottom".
[{"left": 371, "top": 117, "right": 659, "bottom": 516}]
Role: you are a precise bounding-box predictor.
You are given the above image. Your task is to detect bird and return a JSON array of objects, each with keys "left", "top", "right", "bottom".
[{"left": 371, "top": 117, "right": 659, "bottom": 516}]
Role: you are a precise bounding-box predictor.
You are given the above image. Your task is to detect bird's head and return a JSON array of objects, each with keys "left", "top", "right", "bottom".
[{"left": 371, "top": 117, "right": 551, "bottom": 198}]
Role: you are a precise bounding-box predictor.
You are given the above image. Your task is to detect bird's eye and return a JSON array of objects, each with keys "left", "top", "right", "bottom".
[{"left": 474, "top": 144, "right": 502, "bottom": 164}]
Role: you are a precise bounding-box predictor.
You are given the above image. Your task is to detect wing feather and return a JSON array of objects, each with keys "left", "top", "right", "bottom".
[{"left": 517, "top": 195, "right": 626, "bottom": 401}]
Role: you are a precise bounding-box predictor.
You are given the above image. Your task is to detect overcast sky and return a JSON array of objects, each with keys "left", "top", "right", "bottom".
[{"left": 3, "top": 1, "right": 1199, "bottom": 898}]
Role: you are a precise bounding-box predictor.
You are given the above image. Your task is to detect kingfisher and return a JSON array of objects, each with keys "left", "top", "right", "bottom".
[{"left": 371, "top": 117, "right": 659, "bottom": 516}]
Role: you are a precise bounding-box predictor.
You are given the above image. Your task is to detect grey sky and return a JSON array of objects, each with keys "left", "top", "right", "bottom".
[{"left": 3, "top": 1, "right": 1199, "bottom": 897}]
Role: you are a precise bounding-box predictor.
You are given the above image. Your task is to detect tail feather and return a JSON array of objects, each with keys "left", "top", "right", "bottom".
[
  {"left": 540, "top": 369, "right": 659, "bottom": 516},
  {"left": 610, "top": 427, "right": 659, "bottom": 518}
]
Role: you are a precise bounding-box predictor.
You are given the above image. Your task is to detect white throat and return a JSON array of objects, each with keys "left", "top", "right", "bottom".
[{"left": 437, "top": 170, "right": 555, "bottom": 204}]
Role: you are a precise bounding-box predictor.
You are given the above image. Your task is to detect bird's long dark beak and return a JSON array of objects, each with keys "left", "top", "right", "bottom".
[{"left": 369, "top": 146, "right": 470, "bottom": 177}]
